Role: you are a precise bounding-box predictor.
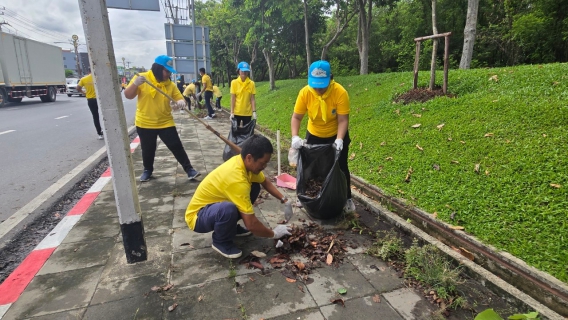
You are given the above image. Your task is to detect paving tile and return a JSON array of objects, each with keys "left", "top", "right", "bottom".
[
  {"left": 61, "top": 216, "right": 119, "bottom": 243},
  {"left": 319, "top": 295, "right": 403, "bottom": 320},
  {"left": 382, "top": 287, "right": 437, "bottom": 320},
  {"left": 234, "top": 272, "right": 318, "bottom": 320},
  {"left": 21, "top": 308, "right": 86, "bottom": 320},
  {"left": 347, "top": 253, "right": 404, "bottom": 292},
  {"left": 83, "top": 294, "right": 164, "bottom": 320},
  {"left": 304, "top": 261, "right": 376, "bottom": 306},
  {"left": 163, "top": 279, "right": 241, "bottom": 320},
  {"left": 91, "top": 272, "right": 167, "bottom": 305},
  {"left": 3, "top": 266, "right": 103, "bottom": 319},
  {"left": 265, "top": 308, "right": 324, "bottom": 320},
  {"left": 37, "top": 237, "right": 115, "bottom": 275}
]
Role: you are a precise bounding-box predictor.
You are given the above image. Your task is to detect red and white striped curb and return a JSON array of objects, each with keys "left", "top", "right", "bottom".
[{"left": 0, "top": 136, "right": 140, "bottom": 319}]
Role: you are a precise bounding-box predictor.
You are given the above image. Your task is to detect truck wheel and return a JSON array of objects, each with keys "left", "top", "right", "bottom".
[
  {"left": 67, "top": 94, "right": 72, "bottom": 97},
  {"left": 0, "top": 89, "right": 6, "bottom": 108},
  {"left": 40, "top": 86, "right": 57, "bottom": 103}
]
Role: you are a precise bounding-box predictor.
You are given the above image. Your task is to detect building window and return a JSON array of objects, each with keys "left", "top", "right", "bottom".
[{"left": 63, "top": 57, "right": 66, "bottom": 60}]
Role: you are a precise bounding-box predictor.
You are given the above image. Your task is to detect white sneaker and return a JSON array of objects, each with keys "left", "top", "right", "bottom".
[
  {"left": 344, "top": 198, "right": 356, "bottom": 213},
  {"left": 203, "top": 116, "right": 213, "bottom": 120},
  {"left": 211, "top": 113, "right": 216, "bottom": 118},
  {"left": 97, "top": 135, "right": 104, "bottom": 140}
]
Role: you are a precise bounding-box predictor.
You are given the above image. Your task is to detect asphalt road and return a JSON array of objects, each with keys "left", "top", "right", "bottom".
[{"left": 0, "top": 93, "right": 137, "bottom": 223}]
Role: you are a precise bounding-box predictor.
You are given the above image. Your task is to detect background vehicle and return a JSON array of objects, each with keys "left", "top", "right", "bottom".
[
  {"left": 0, "top": 32, "right": 66, "bottom": 107},
  {"left": 65, "top": 78, "right": 85, "bottom": 97}
]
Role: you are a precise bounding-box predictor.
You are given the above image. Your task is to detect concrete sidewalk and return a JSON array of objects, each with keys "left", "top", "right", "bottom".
[{"left": 0, "top": 112, "right": 499, "bottom": 320}]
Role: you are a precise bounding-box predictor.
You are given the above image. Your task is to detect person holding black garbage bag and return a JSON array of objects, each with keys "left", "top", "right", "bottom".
[{"left": 290, "top": 60, "right": 355, "bottom": 213}]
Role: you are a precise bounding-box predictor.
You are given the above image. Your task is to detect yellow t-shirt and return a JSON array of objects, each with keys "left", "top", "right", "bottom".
[
  {"left": 230, "top": 77, "right": 256, "bottom": 116},
  {"left": 201, "top": 74, "right": 213, "bottom": 91},
  {"left": 212, "top": 85, "right": 222, "bottom": 98},
  {"left": 130, "top": 71, "right": 183, "bottom": 129},
  {"left": 293, "top": 82, "right": 350, "bottom": 138},
  {"left": 185, "top": 155, "right": 265, "bottom": 230},
  {"left": 78, "top": 74, "right": 96, "bottom": 99},
  {"left": 183, "top": 83, "right": 195, "bottom": 97}
]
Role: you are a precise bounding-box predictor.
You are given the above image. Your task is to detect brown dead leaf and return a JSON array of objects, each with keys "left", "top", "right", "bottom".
[
  {"left": 249, "top": 277, "right": 255, "bottom": 282},
  {"left": 198, "top": 295, "right": 204, "bottom": 302},
  {"left": 412, "top": 114, "right": 422, "bottom": 118},
  {"left": 411, "top": 123, "right": 421, "bottom": 128},
  {"left": 331, "top": 298, "right": 346, "bottom": 307},
  {"left": 433, "top": 164, "right": 440, "bottom": 171},
  {"left": 489, "top": 75, "right": 499, "bottom": 82},
  {"left": 294, "top": 260, "right": 305, "bottom": 271},
  {"left": 151, "top": 286, "right": 161, "bottom": 291},
  {"left": 380, "top": 141, "right": 386, "bottom": 146},
  {"left": 385, "top": 156, "right": 393, "bottom": 161},
  {"left": 349, "top": 153, "right": 356, "bottom": 160},
  {"left": 285, "top": 277, "right": 297, "bottom": 283},
  {"left": 404, "top": 167, "right": 413, "bottom": 182},
  {"left": 437, "top": 123, "right": 445, "bottom": 130},
  {"left": 326, "top": 253, "right": 333, "bottom": 265},
  {"left": 163, "top": 284, "right": 173, "bottom": 291},
  {"left": 359, "top": 142, "right": 363, "bottom": 149},
  {"left": 459, "top": 247, "right": 475, "bottom": 261},
  {"left": 416, "top": 144, "right": 423, "bottom": 151},
  {"left": 168, "top": 303, "right": 178, "bottom": 312},
  {"left": 484, "top": 133, "right": 494, "bottom": 137},
  {"left": 394, "top": 109, "right": 400, "bottom": 115},
  {"left": 550, "top": 183, "right": 562, "bottom": 189},
  {"left": 397, "top": 189, "right": 405, "bottom": 194},
  {"left": 474, "top": 163, "right": 480, "bottom": 174},
  {"left": 249, "top": 261, "right": 265, "bottom": 270},
  {"left": 372, "top": 294, "right": 381, "bottom": 303},
  {"left": 485, "top": 169, "right": 490, "bottom": 176},
  {"left": 447, "top": 137, "right": 452, "bottom": 141},
  {"left": 298, "top": 285, "right": 305, "bottom": 293},
  {"left": 450, "top": 225, "right": 465, "bottom": 230},
  {"left": 451, "top": 160, "right": 459, "bottom": 164},
  {"left": 432, "top": 212, "right": 438, "bottom": 219},
  {"left": 543, "top": 134, "right": 547, "bottom": 137},
  {"left": 460, "top": 140, "right": 466, "bottom": 144}
]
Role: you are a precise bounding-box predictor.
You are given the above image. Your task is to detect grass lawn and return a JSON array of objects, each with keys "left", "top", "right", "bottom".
[{"left": 219, "top": 64, "right": 568, "bottom": 282}]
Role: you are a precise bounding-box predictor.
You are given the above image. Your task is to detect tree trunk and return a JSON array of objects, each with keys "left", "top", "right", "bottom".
[
  {"left": 263, "top": 48, "right": 276, "bottom": 90},
  {"left": 356, "top": 0, "right": 371, "bottom": 75},
  {"left": 249, "top": 42, "right": 258, "bottom": 80},
  {"left": 320, "top": 1, "right": 356, "bottom": 60},
  {"left": 303, "top": 0, "right": 312, "bottom": 68},
  {"left": 429, "top": 0, "right": 438, "bottom": 90},
  {"left": 459, "top": 0, "right": 480, "bottom": 69}
]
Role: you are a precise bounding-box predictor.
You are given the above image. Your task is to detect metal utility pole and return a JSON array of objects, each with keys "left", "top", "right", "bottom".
[
  {"left": 77, "top": 0, "right": 147, "bottom": 263},
  {"left": 190, "top": 0, "right": 198, "bottom": 79},
  {"left": 72, "top": 34, "right": 83, "bottom": 77}
]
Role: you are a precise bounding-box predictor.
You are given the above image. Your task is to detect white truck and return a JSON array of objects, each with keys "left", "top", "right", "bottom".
[{"left": 0, "top": 32, "right": 66, "bottom": 107}]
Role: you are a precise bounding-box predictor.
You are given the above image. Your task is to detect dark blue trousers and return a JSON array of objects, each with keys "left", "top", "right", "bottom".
[{"left": 194, "top": 183, "right": 261, "bottom": 245}]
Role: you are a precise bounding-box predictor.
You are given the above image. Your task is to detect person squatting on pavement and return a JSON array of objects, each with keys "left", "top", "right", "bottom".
[
  {"left": 76, "top": 70, "right": 104, "bottom": 140},
  {"left": 230, "top": 61, "right": 257, "bottom": 125},
  {"left": 199, "top": 68, "right": 215, "bottom": 119},
  {"left": 185, "top": 134, "right": 293, "bottom": 258},
  {"left": 124, "top": 55, "right": 200, "bottom": 182},
  {"left": 290, "top": 60, "right": 356, "bottom": 213},
  {"left": 213, "top": 83, "right": 223, "bottom": 111}
]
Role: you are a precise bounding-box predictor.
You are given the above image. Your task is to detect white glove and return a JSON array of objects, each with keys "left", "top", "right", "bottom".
[
  {"left": 176, "top": 99, "right": 186, "bottom": 109},
  {"left": 272, "top": 225, "right": 292, "bottom": 239},
  {"left": 284, "top": 199, "right": 293, "bottom": 222},
  {"left": 169, "top": 100, "right": 180, "bottom": 111},
  {"left": 252, "top": 111, "right": 257, "bottom": 120},
  {"left": 333, "top": 139, "right": 343, "bottom": 151},
  {"left": 133, "top": 75, "right": 146, "bottom": 86},
  {"left": 196, "top": 92, "right": 201, "bottom": 99},
  {"left": 291, "top": 136, "right": 304, "bottom": 149},
  {"left": 230, "top": 113, "right": 235, "bottom": 120}
]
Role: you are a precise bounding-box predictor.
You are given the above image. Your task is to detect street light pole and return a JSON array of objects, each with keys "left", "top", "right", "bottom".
[{"left": 72, "top": 34, "right": 83, "bottom": 77}]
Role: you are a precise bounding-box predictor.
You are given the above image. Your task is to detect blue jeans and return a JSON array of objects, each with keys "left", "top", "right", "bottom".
[{"left": 194, "top": 183, "right": 260, "bottom": 245}]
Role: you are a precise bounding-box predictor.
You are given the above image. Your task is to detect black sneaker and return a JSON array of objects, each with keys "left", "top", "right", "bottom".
[
  {"left": 140, "top": 170, "right": 152, "bottom": 182},
  {"left": 236, "top": 224, "right": 252, "bottom": 237},
  {"left": 211, "top": 243, "right": 242, "bottom": 259},
  {"left": 187, "top": 168, "right": 201, "bottom": 180}
]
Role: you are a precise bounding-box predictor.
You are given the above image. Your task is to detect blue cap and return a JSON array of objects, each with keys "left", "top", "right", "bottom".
[
  {"left": 308, "top": 60, "right": 331, "bottom": 88},
  {"left": 192, "top": 79, "right": 196, "bottom": 83},
  {"left": 237, "top": 61, "right": 250, "bottom": 72},
  {"left": 154, "top": 55, "right": 177, "bottom": 73}
]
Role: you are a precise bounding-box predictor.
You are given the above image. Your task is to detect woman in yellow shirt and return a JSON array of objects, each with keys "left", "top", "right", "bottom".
[
  {"left": 290, "top": 60, "right": 355, "bottom": 213},
  {"left": 124, "top": 55, "right": 200, "bottom": 182},
  {"left": 230, "top": 61, "right": 257, "bottom": 125}
]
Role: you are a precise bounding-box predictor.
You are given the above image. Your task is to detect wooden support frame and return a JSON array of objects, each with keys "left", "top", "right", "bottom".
[{"left": 413, "top": 32, "right": 452, "bottom": 94}]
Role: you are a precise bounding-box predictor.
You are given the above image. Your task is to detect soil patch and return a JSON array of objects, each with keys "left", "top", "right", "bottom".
[{"left": 395, "top": 87, "right": 454, "bottom": 104}]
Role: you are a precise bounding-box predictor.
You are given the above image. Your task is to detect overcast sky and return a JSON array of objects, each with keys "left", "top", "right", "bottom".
[{"left": 0, "top": 0, "right": 177, "bottom": 69}]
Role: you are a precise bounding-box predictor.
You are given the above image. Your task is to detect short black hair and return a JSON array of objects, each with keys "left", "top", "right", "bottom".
[
  {"left": 199, "top": 68, "right": 205, "bottom": 74},
  {"left": 151, "top": 63, "right": 167, "bottom": 82},
  {"left": 241, "top": 134, "right": 273, "bottom": 161}
]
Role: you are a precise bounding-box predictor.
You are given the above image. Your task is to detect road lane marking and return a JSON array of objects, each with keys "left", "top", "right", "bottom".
[
  {"left": 54, "top": 116, "right": 69, "bottom": 120},
  {"left": 0, "top": 130, "right": 15, "bottom": 135}
]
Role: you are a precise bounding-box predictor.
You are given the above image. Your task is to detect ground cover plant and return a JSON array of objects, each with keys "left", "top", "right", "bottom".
[{"left": 235, "top": 63, "right": 568, "bottom": 282}]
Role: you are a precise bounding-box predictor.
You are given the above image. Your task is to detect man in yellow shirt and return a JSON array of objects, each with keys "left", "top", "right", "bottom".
[
  {"left": 290, "top": 60, "right": 355, "bottom": 213},
  {"left": 76, "top": 70, "right": 103, "bottom": 140},
  {"left": 124, "top": 55, "right": 200, "bottom": 182},
  {"left": 198, "top": 68, "right": 215, "bottom": 119},
  {"left": 185, "top": 134, "right": 293, "bottom": 258},
  {"left": 230, "top": 61, "right": 257, "bottom": 125},
  {"left": 213, "top": 84, "right": 223, "bottom": 111},
  {"left": 182, "top": 79, "right": 197, "bottom": 110}
]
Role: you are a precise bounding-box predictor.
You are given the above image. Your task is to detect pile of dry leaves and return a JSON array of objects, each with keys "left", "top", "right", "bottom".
[{"left": 304, "top": 178, "right": 324, "bottom": 198}]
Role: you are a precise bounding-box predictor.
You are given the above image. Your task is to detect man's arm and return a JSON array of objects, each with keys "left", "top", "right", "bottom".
[
  {"left": 124, "top": 84, "right": 138, "bottom": 99},
  {"left": 260, "top": 178, "right": 286, "bottom": 203},
  {"left": 240, "top": 213, "right": 274, "bottom": 238},
  {"left": 230, "top": 94, "right": 236, "bottom": 114},
  {"left": 291, "top": 112, "right": 304, "bottom": 136},
  {"left": 336, "top": 114, "right": 349, "bottom": 140},
  {"left": 250, "top": 94, "right": 256, "bottom": 112}
]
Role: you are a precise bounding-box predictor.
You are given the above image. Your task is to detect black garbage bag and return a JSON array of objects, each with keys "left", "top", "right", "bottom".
[
  {"left": 223, "top": 119, "right": 256, "bottom": 161},
  {"left": 296, "top": 144, "right": 347, "bottom": 219}
]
